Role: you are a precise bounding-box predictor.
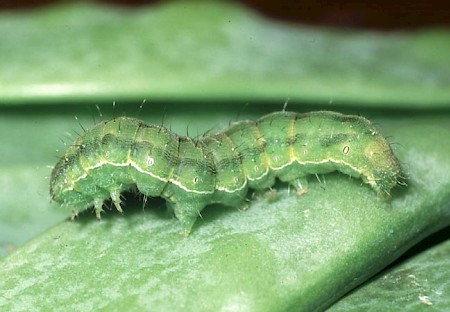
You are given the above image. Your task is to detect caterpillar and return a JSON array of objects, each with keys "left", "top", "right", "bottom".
[{"left": 50, "top": 111, "right": 403, "bottom": 235}]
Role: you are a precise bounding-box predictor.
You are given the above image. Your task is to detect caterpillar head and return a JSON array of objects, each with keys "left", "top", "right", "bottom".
[{"left": 362, "top": 136, "right": 403, "bottom": 198}]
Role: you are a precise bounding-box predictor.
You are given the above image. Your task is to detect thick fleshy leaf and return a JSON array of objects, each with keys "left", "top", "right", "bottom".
[
  {"left": 330, "top": 230, "right": 450, "bottom": 311},
  {"left": 1, "top": 107, "right": 449, "bottom": 311}
]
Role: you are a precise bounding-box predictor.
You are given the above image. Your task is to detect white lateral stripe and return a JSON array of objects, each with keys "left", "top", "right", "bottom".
[
  {"left": 64, "top": 157, "right": 371, "bottom": 194},
  {"left": 216, "top": 180, "right": 248, "bottom": 193},
  {"left": 68, "top": 160, "right": 213, "bottom": 195},
  {"left": 168, "top": 178, "right": 214, "bottom": 195}
]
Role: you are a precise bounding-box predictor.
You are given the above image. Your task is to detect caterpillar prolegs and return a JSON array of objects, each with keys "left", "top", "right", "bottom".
[{"left": 50, "top": 111, "right": 403, "bottom": 235}]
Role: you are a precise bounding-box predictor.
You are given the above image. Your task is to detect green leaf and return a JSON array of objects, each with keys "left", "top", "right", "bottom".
[
  {"left": 330, "top": 230, "right": 450, "bottom": 311},
  {"left": 0, "top": 2, "right": 449, "bottom": 311},
  {"left": 1, "top": 109, "right": 449, "bottom": 311}
]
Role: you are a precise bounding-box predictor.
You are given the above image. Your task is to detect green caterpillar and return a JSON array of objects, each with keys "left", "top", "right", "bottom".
[{"left": 50, "top": 111, "right": 403, "bottom": 235}]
